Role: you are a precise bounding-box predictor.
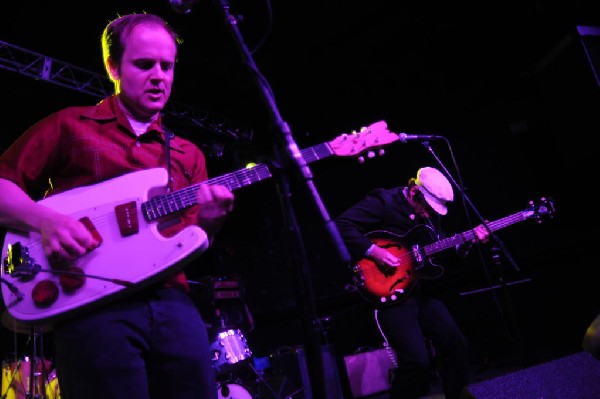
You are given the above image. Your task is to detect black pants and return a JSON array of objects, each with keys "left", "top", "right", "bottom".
[
  {"left": 53, "top": 287, "right": 216, "bottom": 399},
  {"left": 375, "top": 289, "right": 471, "bottom": 399}
]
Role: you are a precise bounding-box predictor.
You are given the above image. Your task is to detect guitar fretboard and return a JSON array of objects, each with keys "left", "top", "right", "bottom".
[
  {"left": 423, "top": 212, "right": 527, "bottom": 256},
  {"left": 141, "top": 142, "right": 333, "bottom": 221}
]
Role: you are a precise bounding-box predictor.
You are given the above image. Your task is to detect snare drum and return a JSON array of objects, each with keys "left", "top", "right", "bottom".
[
  {"left": 210, "top": 329, "right": 252, "bottom": 375},
  {"left": 217, "top": 381, "right": 254, "bottom": 399}
]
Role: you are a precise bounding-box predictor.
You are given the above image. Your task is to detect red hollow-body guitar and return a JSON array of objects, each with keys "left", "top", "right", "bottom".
[{"left": 352, "top": 198, "right": 555, "bottom": 305}]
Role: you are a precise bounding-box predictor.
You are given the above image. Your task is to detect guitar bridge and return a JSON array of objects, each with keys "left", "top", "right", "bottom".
[{"left": 3, "top": 242, "right": 41, "bottom": 281}]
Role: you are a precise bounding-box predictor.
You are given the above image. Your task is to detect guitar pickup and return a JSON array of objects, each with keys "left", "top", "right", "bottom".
[
  {"left": 411, "top": 244, "right": 426, "bottom": 270},
  {"left": 410, "top": 244, "right": 420, "bottom": 260},
  {"left": 114, "top": 201, "right": 139, "bottom": 237},
  {"left": 79, "top": 216, "right": 104, "bottom": 246}
]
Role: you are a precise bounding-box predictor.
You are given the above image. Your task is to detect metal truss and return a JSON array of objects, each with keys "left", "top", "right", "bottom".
[{"left": 0, "top": 39, "right": 250, "bottom": 144}]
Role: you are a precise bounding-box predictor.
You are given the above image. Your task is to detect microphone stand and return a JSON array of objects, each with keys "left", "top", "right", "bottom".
[
  {"left": 420, "top": 139, "right": 525, "bottom": 362},
  {"left": 211, "top": 1, "right": 352, "bottom": 397},
  {"left": 419, "top": 139, "right": 520, "bottom": 271}
]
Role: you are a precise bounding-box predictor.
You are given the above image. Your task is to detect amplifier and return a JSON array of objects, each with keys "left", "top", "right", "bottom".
[{"left": 343, "top": 348, "right": 396, "bottom": 398}]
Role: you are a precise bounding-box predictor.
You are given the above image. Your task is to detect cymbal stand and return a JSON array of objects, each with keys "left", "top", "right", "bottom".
[
  {"left": 1, "top": 328, "right": 30, "bottom": 399},
  {"left": 246, "top": 362, "right": 288, "bottom": 399},
  {"left": 1, "top": 325, "right": 48, "bottom": 399},
  {"left": 1, "top": 357, "right": 22, "bottom": 399},
  {"left": 1, "top": 324, "right": 19, "bottom": 398},
  {"left": 28, "top": 325, "right": 49, "bottom": 399}
]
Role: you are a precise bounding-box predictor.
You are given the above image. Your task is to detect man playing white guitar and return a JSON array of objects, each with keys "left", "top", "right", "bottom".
[
  {"left": 0, "top": 13, "right": 234, "bottom": 399},
  {"left": 335, "top": 166, "right": 490, "bottom": 399}
]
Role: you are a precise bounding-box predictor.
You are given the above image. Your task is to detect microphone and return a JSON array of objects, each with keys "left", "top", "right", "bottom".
[
  {"left": 398, "top": 133, "right": 445, "bottom": 143},
  {"left": 170, "top": 0, "right": 201, "bottom": 14}
]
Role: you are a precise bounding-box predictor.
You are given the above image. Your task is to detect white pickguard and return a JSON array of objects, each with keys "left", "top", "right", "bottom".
[{"left": 1, "top": 168, "right": 209, "bottom": 325}]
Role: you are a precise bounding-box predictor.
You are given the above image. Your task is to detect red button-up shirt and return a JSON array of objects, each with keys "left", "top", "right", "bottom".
[{"left": 0, "top": 95, "right": 210, "bottom": 291}]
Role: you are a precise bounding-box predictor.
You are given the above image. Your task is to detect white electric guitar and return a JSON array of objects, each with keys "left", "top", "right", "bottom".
[{"left": 1, "top": 121, "right": 399, "bottom": 325}]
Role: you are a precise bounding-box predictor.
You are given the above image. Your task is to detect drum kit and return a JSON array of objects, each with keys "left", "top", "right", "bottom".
[
  {"left": 1, "top": 304, "right": 256, "bottom": 399},
  {"left": 202, "top": 275, "right": 284, "bottom": 399},
  {"left": 209, "top": 305, "right": 256, "bottom": 399},
  {"left": 1, "top": 274, "right": 284, "bottom": 399},
  {"left": 1, "top": 310, "right": 257, "bottom": 399},
  {"left": 201, "top": 275, "right": 310, "bottom": 399},
  {"left": 1, "top": 311, "right": 59, "bottom": 399},
  {"left": 211, "top": 323, "right": 295, "bottom": 399}
]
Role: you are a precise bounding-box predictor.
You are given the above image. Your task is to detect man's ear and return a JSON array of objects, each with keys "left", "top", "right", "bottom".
[
  {"left": 408, "top": 185, "right": 419, "bottom": 198},
  {"left": 106, "top": 57, "right": 120, "bottom": 82}
]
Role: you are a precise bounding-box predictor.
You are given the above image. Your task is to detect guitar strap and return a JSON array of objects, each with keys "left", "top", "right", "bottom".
[
  {"left": 425, "top": 218, "right": 440, "bottom": 241},
  {"left": 164, "top": 129, "right": 174, "bottom": 192}
]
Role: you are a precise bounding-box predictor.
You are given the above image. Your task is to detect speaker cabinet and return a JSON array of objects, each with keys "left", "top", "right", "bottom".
[
  {"left": 577, "top": 25, "right": 600, "bottom": 87},
  {"left": 461, "top": 352, "right": 600, "bottom": 399}
]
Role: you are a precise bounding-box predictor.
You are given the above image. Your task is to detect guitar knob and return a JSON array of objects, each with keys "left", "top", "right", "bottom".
[
  {"left": 380, "top": 297, "right": 387, "bottom": 303},
  {"left": 378, "top": 149, "right": 385, "bottom": 156},
  {"left": 367, "top": 151, "right": 375, "bottom": 159},
  {"left": 357, "top": 156, "right": 365, "bottom": 163},
  {"left": 390, "top": 294, "right": 397, "bottom": 301}
]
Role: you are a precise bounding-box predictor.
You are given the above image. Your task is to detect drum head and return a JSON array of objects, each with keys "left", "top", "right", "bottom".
[
  {"left": 217, "top": 382, "right": 253, "bottom": 399},
  {"left": 210, "top": 329, "right": 252, "bottom": 375}
]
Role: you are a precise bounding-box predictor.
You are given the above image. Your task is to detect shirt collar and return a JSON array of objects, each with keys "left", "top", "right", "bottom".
[{"left": 81, "top": 95, "right": 184, "bottom": 152}]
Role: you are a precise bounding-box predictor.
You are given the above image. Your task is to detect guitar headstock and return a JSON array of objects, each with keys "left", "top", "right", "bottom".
[
  {"left": 523, "top": 197, "right": 556, "bottom": 223},
  {"left": 328, "top": 120, "right": 399, "bottom": 162}
]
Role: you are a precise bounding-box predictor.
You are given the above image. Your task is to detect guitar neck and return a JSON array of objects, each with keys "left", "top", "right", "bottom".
[
  {"left": 423, "top": 211, "right": 527, "bottom": 256},
  {"left": 142, "top": 142, "right": 334, "bottom": 221},
  {"left": 208, "top": 141, "right": 334, "bottom": 191}
]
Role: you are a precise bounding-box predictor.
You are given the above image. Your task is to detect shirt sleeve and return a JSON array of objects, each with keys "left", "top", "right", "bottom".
[
  {"left": 335, "top": 189, "right": 389, "bottom": 260},
  {"left": 0, "top": 112, "right": 62, "bottom": 199}
]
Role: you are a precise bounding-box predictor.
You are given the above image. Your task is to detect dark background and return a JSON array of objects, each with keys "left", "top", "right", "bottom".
[{"left": 1, "top": 0, "right": 599, "bottom": 386}]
